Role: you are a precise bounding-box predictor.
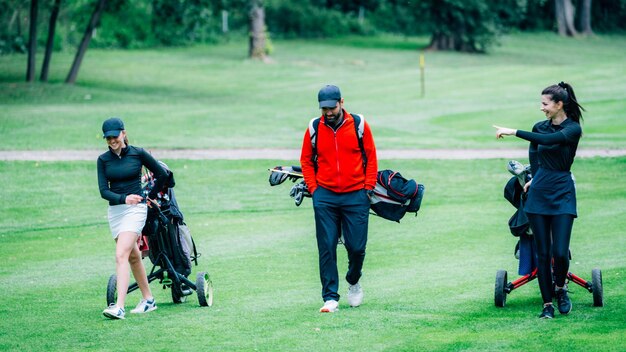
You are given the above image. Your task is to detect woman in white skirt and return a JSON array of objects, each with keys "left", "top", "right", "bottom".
[{"left": 97, "top": 117, "right": 168, "bottom": 320}]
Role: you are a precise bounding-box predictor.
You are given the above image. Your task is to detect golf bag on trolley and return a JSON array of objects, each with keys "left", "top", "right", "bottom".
[
  {"left": 493, "top": 160, "right": 603, "bottom": 308},
  {"left": 106, "top": 161, "right": 214, "bottom": 307}
]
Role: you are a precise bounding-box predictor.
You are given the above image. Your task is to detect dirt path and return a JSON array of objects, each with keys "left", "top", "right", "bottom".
[{"left": 1, "top": 148, "right": 625, "bottom": 161}]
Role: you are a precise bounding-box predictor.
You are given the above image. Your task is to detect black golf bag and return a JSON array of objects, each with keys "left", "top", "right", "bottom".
[
  {"left": 141, "top": 162, "right": 197, "bottom": 277},
  {"left": 268, "top": 166, "right": 425, "bottom": 222}
]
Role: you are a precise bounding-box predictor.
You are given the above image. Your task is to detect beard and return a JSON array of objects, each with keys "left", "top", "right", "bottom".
[{"left": 325, "top": 109, "right": 343, "bottom": 127}]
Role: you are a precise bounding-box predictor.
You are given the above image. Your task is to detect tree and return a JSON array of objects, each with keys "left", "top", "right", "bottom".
[
  {"left": 248, "top": 0, "right": 267, "bottom": 60},
  {"left": 26, "top": 0, "right": 38, "bottom": 82},
  {"left": 65, "top": 0, "right": 107, "bottom": 84},
  {"left": 555, "top": 0, "right": 577, "bottom": 36},
  {"left": 40, "top": 0, "right": 61, "bottom": 82},
  {"left": 421, "top": 0, "right": 507, "bottom": 53},
  {"left": 578, "top": 0, "right": 593, "bottom": 35}
]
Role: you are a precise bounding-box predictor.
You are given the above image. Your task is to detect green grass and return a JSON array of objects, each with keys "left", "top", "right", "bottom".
[
  {"left": 0, "top": 158, "right": 624, "bottom": 351},
  {"left": 1, "top": 33, "right": 625, "bottom": 351},
  {"left": 1, "top": 33, "right": 625, "bottom": 150}
]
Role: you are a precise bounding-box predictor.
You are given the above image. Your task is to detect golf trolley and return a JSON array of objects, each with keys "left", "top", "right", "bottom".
[
  {"left": 494, "top": 160, "right": 603, "bottom": 308},
  {"left": 106, "top": 163, "right": 213, "bottom": 307}
]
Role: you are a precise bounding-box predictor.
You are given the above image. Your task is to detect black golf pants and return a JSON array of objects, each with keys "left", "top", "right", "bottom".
[
  {"left": 527, "top": 213, "right": 574, "bottom": 304},
  {"left": 313, "top": 187, "right": 369, "bottom": 302}
]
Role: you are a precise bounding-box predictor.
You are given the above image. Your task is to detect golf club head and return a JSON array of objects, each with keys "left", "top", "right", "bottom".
[
  {"left": 290, "top": 183, "right": 304, "bottom": 206},
  {"left": 269, "top": 166, "right": 289, "bottom": 186},
  {"left": 507, "top": 160, "right": 528, "bottom": 187},
  {"left": 507, "top": 160, "right": 525, "bottom": 176}
]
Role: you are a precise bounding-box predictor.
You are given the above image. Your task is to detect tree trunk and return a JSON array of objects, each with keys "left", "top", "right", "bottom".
[
  {"left": 427, "top": 32, "right": 479, "bottom": 53},
  {"left": 65, "top": 0, "right": 107, "bottom": 84},
  {"left": 41, "top": 0, "right": 62, "bottom": 82},
  {"left": 26, "top": 0, "right": 39, "bottom": 82},
  {"left": 578, "top": 0, "right": 593, "bottom": 35},
  {"left": 555, "top": 0, "right": 577, "bottom": 36},
  {"left": 248, "top": 0, "right": 266, "bottom": 60}
]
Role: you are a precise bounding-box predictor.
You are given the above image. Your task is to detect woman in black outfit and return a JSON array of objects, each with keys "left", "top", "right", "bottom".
[
  {"left": 97, "top": 117, "right": 168, "bottom": 320},
  {"left": 494, "top": 82, "right": 584, "bottom": 319}
]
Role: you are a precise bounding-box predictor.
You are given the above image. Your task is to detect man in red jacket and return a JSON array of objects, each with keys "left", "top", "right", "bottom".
[{"left": 300, "top": 85, "right": 378, "bottom": 313}]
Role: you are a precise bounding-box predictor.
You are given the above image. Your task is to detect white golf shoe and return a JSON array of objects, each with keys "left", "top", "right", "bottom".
[
  {"left": 347, "top": 282, "right": 363, "bottom": 307},
  {"left": 130, "top": 297, "right": 157, "bottom": 314},
  {"left": 319, "top": 300, "right": 339, "bottom": 313},
  {"left": 102, "top": 304, "right": 125, "bottom": 320}
]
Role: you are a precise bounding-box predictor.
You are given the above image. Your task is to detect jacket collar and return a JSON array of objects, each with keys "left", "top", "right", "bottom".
[{"left": 109, "top": 145, "right": 129, "bottom": 157}]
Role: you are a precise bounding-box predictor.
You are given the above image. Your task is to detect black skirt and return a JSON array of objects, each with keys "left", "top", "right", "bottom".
[{"left": 524, "top": 168, "right": 577, "bottom": 217}]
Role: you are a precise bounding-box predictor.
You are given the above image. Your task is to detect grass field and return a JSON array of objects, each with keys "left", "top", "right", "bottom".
[
  {"left": 1, "top": 33, "right": 625, "bottom": 151},
  {"left": 0, "top": 158, "right": 624, "bottom": 351},
  {"left": 1, "top": 33, "right": 625, "bottom": 351}
]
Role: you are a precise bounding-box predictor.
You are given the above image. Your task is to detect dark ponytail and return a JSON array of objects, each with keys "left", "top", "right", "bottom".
[{"left": 542, "top": 82, "right": 585, "bottom": 124}]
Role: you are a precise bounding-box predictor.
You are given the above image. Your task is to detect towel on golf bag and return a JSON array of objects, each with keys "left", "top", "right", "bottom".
[
  {"left": 517, "top": 234, "right": 537, "bottom": 276},
  {"left": 369, "top": 169, "right": 425, "bottom": 222}
]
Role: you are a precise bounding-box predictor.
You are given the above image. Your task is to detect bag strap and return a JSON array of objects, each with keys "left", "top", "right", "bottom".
[
  {"left": 352, "top": 114, "right": 367, "bottom": 172},
  {"left": 309, "top": 113, "right": 366, "bottom": 172}
]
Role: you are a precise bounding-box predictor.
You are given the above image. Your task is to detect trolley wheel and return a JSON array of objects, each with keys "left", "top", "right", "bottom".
[
  {"left": 106, "top": 274, "right": 117, "bottom": 306},
  {"left": 171, "top": 283, "right": 187, "bottom": 304},
  {"left": 591, "top": 268, "right": 603, "bottom": 307},
  {"left": 494, "top": 270, "right": 508, "bottom": 307},
  {"left": 196, "top": 271, "right": 214, "bottom": 307}
]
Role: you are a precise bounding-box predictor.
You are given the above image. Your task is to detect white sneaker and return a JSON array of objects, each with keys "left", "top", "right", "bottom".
[
  {"left": 347, "top": 283, "right": 363, "bottom": 307},
  {"left": 319, "top": 300, "right": 339, "bottom": 313},
  {"left": 103, "top": 304, "right": 125, "bottom": 320},
  {"left": 130, "top": 298, "right": 157, "bottom": 314}
]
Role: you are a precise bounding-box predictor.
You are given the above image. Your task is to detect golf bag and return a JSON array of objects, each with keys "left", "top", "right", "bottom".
[
  {"left": 268, "top": 166, "right": 425, "bottom": 222},
  {"left": 142, "top": 162, "right": 197, "bottom": 277},
  {"left": 502, "top": 161, "right": 536, "bottom": 275},
  {"left": 369, "top": 169, "right": 425, "bottom": 222}
]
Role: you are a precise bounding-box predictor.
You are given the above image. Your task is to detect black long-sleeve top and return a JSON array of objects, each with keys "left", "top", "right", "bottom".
[
  {"left": 97, "top": 145, "right": 167, "bottom": 205},
  {"left": 515, "top": 118, "right": 582, "bottom": 175}
]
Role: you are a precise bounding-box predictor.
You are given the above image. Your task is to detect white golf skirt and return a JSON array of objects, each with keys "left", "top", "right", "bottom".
[{"left": 107, "top": 203, "right": 148, "bottom": 239}]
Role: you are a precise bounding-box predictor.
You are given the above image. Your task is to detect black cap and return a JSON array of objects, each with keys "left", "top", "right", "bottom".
[
  {"left": 102, "top": 117, "right": 125, "bottom": 138},
  {"left": 318, "top": 85, "right": 341, "bottom": 108}
]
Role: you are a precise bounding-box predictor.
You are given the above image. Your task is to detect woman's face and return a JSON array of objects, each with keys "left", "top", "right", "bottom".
[
  {"left": 106, "top": 131, "right": 125, "bottom": 151},
  {"left": 540, "top": 94, "right": 563, "bottom": 120}
]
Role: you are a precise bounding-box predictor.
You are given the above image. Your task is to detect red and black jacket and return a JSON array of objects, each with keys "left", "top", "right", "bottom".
[{"left": 300, "top": 110, "right": 377, "bottom": 195}]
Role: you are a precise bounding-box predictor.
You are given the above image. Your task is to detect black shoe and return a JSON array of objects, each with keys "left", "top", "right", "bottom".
[
  {"left": 538, "top": 304, "right": 555, "bottom": 319},
  {"left": 555, "top": 288, "right": 572, "bottom": 314}
]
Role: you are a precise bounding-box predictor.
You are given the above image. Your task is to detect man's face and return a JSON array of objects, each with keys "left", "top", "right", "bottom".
[{"left": 321, "top": 100, "right": 343, "bottom": 125}]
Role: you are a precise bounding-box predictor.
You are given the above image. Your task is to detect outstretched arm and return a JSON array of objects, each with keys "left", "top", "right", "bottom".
[
  {"left": 494, "top": 124, "right": 580, "bottom": 145},
  {"left": 493, "top": 125, "right": 517, "bottom": 139}
]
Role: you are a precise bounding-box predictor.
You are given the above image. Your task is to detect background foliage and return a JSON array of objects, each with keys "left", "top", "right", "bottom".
[{"left": 2, "top": 0, "right": 626, "bottom": 54}]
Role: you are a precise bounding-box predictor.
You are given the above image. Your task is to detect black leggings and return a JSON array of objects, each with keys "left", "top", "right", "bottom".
[{"left": 527, "top": 213, "right": 574, "bottom": 304}]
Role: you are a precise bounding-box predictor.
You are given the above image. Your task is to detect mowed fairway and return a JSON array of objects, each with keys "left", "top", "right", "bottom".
[
  {"left": 1, "top": 33, "right": 625, "bottom": 151},
  {"left": 1, "top": 33, "right": 625, "bottom": 351},
  {"left": 0, "top": 158, "right": 624, "bottom": 351}
]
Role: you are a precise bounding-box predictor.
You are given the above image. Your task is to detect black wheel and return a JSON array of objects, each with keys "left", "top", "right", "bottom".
[
  {"left": 495, "top": 270, "right": 508, "bottom": 307},
  {"left": 171, "top": 283, "right": 187, "bottom": 304},
  {"left": 106, "top": 274, "right": 117, "bottom": 306},
  {"left": 196, "top": 271, "right": 214, "bottom": 307},
  {"left": 591, "top": 268, "right": 603, "bottom": 307}
]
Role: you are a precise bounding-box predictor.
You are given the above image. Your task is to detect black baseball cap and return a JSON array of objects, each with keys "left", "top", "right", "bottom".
[
  {"left": 102, "top": 117, "right": 125, "bottom": 138},
  {"left": 318, "top": 85, "right": 341, "bottom": 108}
]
